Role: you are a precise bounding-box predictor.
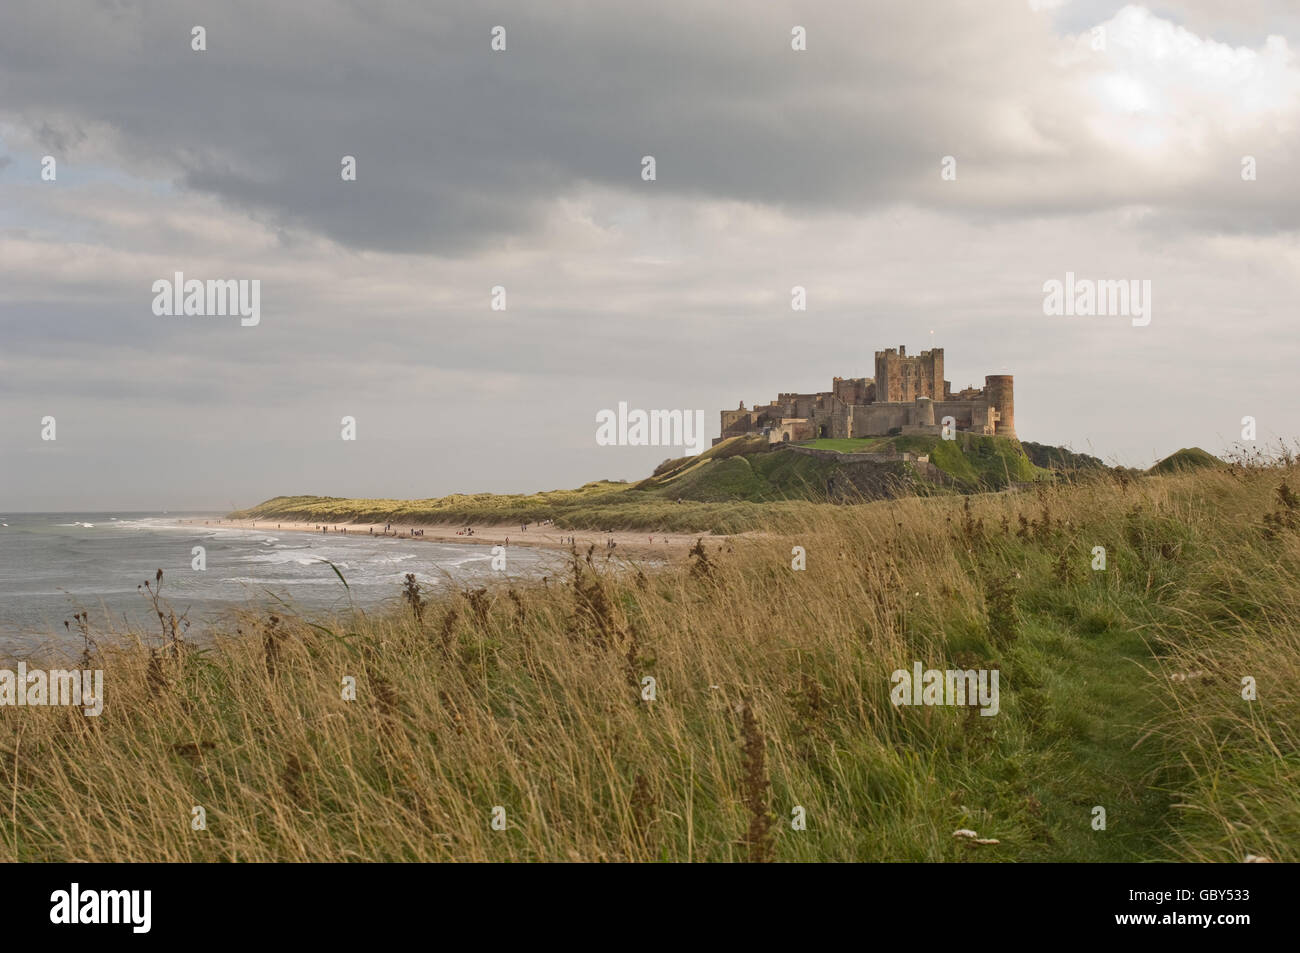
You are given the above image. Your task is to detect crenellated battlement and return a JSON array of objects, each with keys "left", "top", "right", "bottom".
[{"left": 716, "top": 345, "right": 1014, "bottom": 445}]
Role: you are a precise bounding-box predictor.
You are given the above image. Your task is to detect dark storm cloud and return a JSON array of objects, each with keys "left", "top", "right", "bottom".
[{"left": 12, "top": 0, "right": 1289, "bottom": 253}]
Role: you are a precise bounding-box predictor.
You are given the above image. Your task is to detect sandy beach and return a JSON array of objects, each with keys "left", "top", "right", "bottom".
[{"left": 177, "top": 517, "right": 723, "bottom": 558}]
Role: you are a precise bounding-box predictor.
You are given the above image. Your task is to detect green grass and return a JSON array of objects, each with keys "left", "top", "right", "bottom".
[
  {"left": 802, "top": 433, "right": 1046, "bottom": 489},
  {"left": 1148, "top": 447, "right": 1226, "bottom": 475},
  {"left": 234, "top": 434, "right": 1057, "bottom": 531},
  {"left": 7, "top": 461, "right": 1298, "bottom": 861},
  {"left": 1021, "top": 440, "right": 1108, "bottom": 472},
  {"left": 800, "top": 437, "right": 891, "bottom": 453}
]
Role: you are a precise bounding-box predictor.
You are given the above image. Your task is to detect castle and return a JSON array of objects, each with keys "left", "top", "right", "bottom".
[{"left": 717, "top": 346, "right": 1015, "bottom": 445}]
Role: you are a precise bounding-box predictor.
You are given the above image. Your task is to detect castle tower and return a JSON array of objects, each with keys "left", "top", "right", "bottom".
[
  {"left": 984, "top": 375, "right": 1015, "bottom": 437},
  {"left": 914, "top": 395, "right": 935, "bottom": 427},
  {"left": 874, "top": 346, "right": 944, "bottom": 403}
]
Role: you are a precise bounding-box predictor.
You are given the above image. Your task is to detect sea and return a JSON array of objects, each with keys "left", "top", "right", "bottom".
[{"left": 0, "top": 512, "right": 567, "bottom": 656}]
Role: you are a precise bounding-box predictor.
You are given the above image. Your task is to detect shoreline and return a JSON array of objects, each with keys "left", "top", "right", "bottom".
[{"left": 179, "top": 517, "right": 719, "bottom": 558}]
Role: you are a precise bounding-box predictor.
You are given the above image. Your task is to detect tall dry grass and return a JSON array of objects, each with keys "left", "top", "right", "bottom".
[{"left": 2, "top": 460, "right": 1296, "bottom": 861}]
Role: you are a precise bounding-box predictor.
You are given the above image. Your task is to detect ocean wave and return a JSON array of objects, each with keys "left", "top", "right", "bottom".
[
  {"left": 224, "top": 576, "right": 354, "bottom": 587},
  {"left": 110, "top": 519, "right": 194, "bottom": 533},
  {"left": 238, "top": 549, "right": 353, "bottom": 569},
  {"left": 367, "top": 552, "right": 418, "bottom": 565},
  {"left": 438, "top": 554, "right": 493, "bottom": 567}
]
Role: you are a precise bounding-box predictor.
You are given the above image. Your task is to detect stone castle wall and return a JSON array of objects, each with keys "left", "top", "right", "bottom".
[{"left": 718, "top": 346, "right": 1015, "bottom": 444}]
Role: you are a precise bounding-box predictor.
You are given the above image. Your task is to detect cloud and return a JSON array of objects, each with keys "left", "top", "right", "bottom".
[
  {"left": 1, "top": 2, "right": 1295, "bottom": 253},
  {"left": 0, "top": 1, "right": 1298, "bottom": 508}
]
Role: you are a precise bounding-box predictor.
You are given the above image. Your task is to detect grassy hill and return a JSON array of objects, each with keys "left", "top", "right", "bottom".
[
  {"left": 635, "top": 434, "right": 919, "bottom": 502},
  {"left": 1149, "top": 447, "right": 1226, "bottom": 475},
  {"left": 683, "top": 432, "right": 1045, "bottom": 491},
  {"left": 235, "top": 433, "right": 1048, "bottom": 531},
  {"left": 1020, "top": 440, "right": 1108, "bottom": 472}
]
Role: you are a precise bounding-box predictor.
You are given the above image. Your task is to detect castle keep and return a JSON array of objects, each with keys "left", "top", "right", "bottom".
[{"left": 718, "top": 346, "right": 1015, "bottom": 445}]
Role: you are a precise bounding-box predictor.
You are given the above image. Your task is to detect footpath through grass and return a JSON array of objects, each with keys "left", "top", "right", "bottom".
[{"left": 968, "top": 611, "right": 1168, "bottom": 861}]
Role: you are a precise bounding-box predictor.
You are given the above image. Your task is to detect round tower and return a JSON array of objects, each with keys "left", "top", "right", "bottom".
[
  {"left": 914, "top": 395, "right": 936, "bottom": 427},
  {"left": 984, "top": 375, "right": 1015, "bottom": 438}
]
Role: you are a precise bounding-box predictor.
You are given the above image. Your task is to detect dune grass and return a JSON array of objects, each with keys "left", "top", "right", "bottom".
[
  {"left": 231, "top": 436, "right": 1049, "bottom": 531},
  {"left": 1148, "top": 446, "right": 1228, "bottom": 475},
  {"left": 233, "top": 491, "right": 820, "bottom": 534},
  {"left": 2, "top": 461, "right": 1297, "bottom": 861}
]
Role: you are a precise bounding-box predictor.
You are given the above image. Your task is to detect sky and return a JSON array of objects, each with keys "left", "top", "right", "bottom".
[{"left": 1, "top": 0, "right": 1298, "bottom": 511}]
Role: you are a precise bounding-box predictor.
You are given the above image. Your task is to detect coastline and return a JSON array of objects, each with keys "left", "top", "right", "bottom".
[{"left": 180, "top": 517, "right": 718, "bottom": 558}]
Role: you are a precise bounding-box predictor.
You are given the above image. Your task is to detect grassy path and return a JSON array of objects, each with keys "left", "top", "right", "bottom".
[{"left": 1005, "top": 618, "right": 1173, "bottom": 861}]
